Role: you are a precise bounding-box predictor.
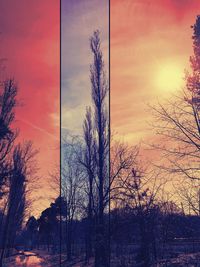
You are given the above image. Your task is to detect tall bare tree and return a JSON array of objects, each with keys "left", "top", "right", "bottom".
[
  {"left": 89, "top": 30, "right": 109, "bottom": 267},
  {"left": 0, "top": 79, "right": 18, "bottom": 255},
  {"left": 0, "top": 141, "right": 37, "bottom": 266}
]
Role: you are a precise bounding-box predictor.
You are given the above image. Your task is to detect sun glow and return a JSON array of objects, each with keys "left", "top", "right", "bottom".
[{"left": 155, "top": 62, "right": 184, "bottom": 93}]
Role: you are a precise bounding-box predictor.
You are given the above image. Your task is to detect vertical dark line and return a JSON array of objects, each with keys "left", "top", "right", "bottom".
[
  {"left": 108, "top": 0, "right": 111, "bottom": 266},
  {"left": 59, "top": 0, "right": 62, "bottom": 266}
]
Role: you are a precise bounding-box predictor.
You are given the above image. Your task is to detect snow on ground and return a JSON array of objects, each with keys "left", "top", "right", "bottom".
[
  {"left": 3, "top": 250, "right": 60, "bottom": 267},
  {"left": 155, "top": 252, "right": 200, "bottom": 267},
  {"left": 4, "top": 251, "right": 200, "bottom": 267}
]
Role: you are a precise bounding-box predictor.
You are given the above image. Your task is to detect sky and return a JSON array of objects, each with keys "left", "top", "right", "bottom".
[
  {"left": 61, "top": 0, "right": 109, "bottom": 136},
  {"left": 1, "top": 0, "right": 199, "bottom": 216},
  {"left": 110, "top": 0, "right": 200, "bottom": 146},
  {"left": 0, "top": 0, "right": 60, "bottom": 216}
]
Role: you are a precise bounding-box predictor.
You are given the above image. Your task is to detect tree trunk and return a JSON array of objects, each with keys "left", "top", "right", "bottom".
[
  {"left": 66, "top": 221, "right": 72, "bottom": 261},
  {"left": 85, "top": 178, "right": 93, "bottom": 262}
]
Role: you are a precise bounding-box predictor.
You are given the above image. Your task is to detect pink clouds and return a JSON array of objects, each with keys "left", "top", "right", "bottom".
[
  {"left": 111, "top": 0, "right": 200, "bottom": 144},
  {"left": 0, "top": 0, "right": 60, "bottom": 215}
]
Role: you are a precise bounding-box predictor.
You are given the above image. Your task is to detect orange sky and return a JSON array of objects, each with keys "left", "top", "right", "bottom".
[
  {"left": 111, "top": 0, "right": 200, "bottom": 147},
  {"left": 0, "top": 0, "right": 60, "bottom": 216},
  {"left": 1, "top": 0, "right": 200, "bottom": 217}
]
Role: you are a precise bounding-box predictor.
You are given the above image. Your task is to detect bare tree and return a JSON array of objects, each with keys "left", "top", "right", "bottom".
[
  {"left": 108, "top": 139, "right": 166, "bottom": 266},
  {"left": 0, "top": 141, "right": 37, "bottom": 266},
  {"left": 0, "top": 79, "right": 18, "bottom": 198},
  {"left": 175, "top": 179, "right": 200, "bottom": 215},
  {"left": 0, "top": 79, "right": 18, "bottom": 255},
  {"left": 109, "top": 140, "right": 139, "bottom": 207},
  {"left": 62, "top": 139, "right": 84, "bottom": 261},
  {"left": 89, "top": 30, "right": 109, "bottom": 267},
  {"left": 120, "top": 164, "right": 165, "bottom": 266},
  {"left": 82, "top": 107, "right": 96, "bottom": 262},
  {"left": 150, "top": 16, "right": 200, "bottom": 194}
]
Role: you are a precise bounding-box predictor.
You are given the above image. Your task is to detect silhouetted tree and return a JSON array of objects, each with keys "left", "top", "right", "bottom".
[
  {"left": 0, "top": 79, "right": 18, "bottom": 248},
  {"left": 26, "top": 216, "right": 38, "bottom": 249},
  {"left": 151, "top": 15, "right": 200, "bottom": 214},
  {"left": 0, "top": 79, "right": 17, "bottom": 198},
  {"left": 82, "top": 107, "right": 96, "bottom": 262},
  {"left": 0, "top": 141, "right": 37, "bottom": 266},
  {"left": 62, "top": 139, "right": 84, "bottom": 261},
  {"left": 89, "top": 30, "right": 109, "bottom": 267},
  {"left": 37, "top": 198, "right": 60, "bottom": 252}
]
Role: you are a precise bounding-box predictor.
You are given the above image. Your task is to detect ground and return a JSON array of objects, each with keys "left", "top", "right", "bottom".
[
  {"left": 155, "top": 252, "right": 200, "bottom": 267},
  {"left": 3, "top": 250, "right": 60, "bottom": 267},
  {"left": 4, "top": 250, "right": 200, "bottom": 267}
]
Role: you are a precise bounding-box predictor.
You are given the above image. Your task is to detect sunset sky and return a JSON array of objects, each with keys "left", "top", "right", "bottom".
[
  {"left": 1, "top": 0, "right": 200, "bottom": 217},
  {"left": 0, "top": 0, "right": 60, "bottom": 216},
  {"left": 111, "top": 0, "right": 200, "bottom": 146},
  {"left": 61, "top": 0, "right": 108, "bottom": 136}
]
